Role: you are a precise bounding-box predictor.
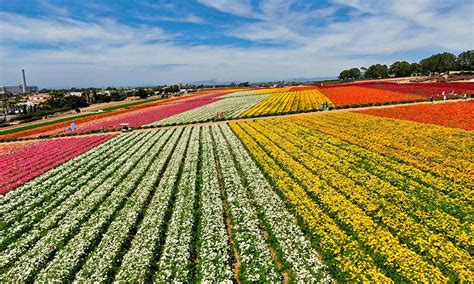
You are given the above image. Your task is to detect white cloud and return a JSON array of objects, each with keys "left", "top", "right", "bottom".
[
  {"left": 0, "top": 13, "right": 170, "bottom": 46},
  {"left": 1, "top": 0, "right": 473, "bottom": 88},
  {"left": 39, "top": 0, "right": 69, "bottom": 16},
  {"left": 141, "top": 14, "right": 206, "bottom": 24},
  {"left": 197, "top": 0, "right": 257, "bottom": 18}
]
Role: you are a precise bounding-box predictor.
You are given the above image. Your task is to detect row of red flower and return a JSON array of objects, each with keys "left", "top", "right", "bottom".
[
  {"left": 356, "top": 101, "right": 474, "bottom": 131},
  {"left": 0, "top": 135, "right": 115, "bottom": 194}
]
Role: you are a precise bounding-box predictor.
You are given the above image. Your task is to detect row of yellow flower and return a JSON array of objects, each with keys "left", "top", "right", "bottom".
[
  {"left": 291, "top": 113, "right": 474, "bottom": 211},
  {"left": 293, "top": 112, "right": 474, "bottom": 191},
  {"left": 231, "top": 116, "right": 474, "bottom": 282},
  {"left": 230, "top": 122, "right": 391, "bottom": 282},
  {"left": 266, "top": 118, "right": 473, "bottom": 245},
  {"left": 254, "top": 87, "right": 291, "bottom": 95},
  {"left": 247, "top": 119, "right": 472, "bottom": 280},
  {"left": 241, "top": 89, "right": 334, "bottom": 117}
]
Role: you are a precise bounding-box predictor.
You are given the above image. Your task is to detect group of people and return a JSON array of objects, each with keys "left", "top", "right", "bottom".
[{"left": 429, "top": 91, "right": 469, "bottom": 102}]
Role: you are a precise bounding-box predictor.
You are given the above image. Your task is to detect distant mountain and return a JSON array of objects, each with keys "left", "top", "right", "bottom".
[
  {"left": 285, "top": 77, "right": 336, "bottom": 83},
  {"left": 187, "top": 77, "right": 336, "bottom": 86},
  {"left": 187, "top": 79, "right": 233, "bottom": 86}
]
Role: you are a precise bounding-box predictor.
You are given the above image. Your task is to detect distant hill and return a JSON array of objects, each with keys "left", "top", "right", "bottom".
[
  {"left": 188, "top": 77, "right": 336, "bottom": 86},
  {"left": 285, "top": 77, "right": 336, "bottom": 83}
]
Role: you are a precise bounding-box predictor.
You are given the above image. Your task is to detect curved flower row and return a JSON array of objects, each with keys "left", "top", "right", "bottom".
[
  {"left": 211, "top": 125, "right": 280, "bottom": 282},
  {"left": 230, "top": 122, "right": 390, "bottom": 282},
  {"left": 271, "top": 118, "right": 472, "bottom": 240}
]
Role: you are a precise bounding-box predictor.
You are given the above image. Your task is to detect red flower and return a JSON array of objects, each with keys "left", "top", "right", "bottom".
[{"left": 355, "top": 101, "right": 474, "bottom": 130}]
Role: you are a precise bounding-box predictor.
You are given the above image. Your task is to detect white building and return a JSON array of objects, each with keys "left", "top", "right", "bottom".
[
  {"left": 66, "top": 91, "right": 83, "bottom": 97},
  {"left": 98, "top": 90, "right": 112, "bottom": 96},
  {"left": 18, "top": 93, "right": 50, "bottom": 107}
]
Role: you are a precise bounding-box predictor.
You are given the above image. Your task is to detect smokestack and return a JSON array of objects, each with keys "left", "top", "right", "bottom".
[{"left": 21, "top": 69, "right": 27, "bottom": 93}]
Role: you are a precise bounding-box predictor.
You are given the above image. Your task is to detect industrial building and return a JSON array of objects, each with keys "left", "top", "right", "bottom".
[
  {"left": 0, "top": 85, "right": 39, "bottom": 95},
  {"left": 0, "top": 69, "right": 38, "bottom": 95}
]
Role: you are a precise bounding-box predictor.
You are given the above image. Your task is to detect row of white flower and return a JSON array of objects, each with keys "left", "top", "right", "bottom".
[
  {"left": 154, "top": 127, "right": 201, "bottom": 282},
  {"left": 72, "top": 128, "right": 181, "bottom": 282},
  {"left": 211, "top": 125, "right": 280, "bottom": 282},
  {"left": 0, "top": 133, "right": 138, "bottom": 249},
  {"left": 36, "top": 129, "right": 178, "bottom": 282},
  {"left": 220, "top": 124, "right": 332, "bottom": 282},
  {"left": 195, "top": 126, "right": 233, "bottom": 282},
  {"left": 114, "top": 127, "right": 191, "bottom": 282},
  {"left": 0, "top": 132, "right": 157, "bottom": 272},
  {"left": 37, "top": 131, "right": 178, "bottom": 281},
  {"left": 147, "top": 94, "right": 269, "bottom": 126},
  {"left": 0, "top": 130, "right": 165, "bottom": 281}
]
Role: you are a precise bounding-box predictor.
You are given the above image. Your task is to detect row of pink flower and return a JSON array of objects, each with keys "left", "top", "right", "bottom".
[
  {"left": 74, "top": 92, "right": 225, "bottom": 133},
  {"left": 0, "top": 134, "right": 115, "bottom": 194}
]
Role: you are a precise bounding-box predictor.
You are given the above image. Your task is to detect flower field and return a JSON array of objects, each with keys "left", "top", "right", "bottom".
[
  {"left": 1, "top": 85, "right": 473, "bottom": 282},
  {"left": 356, "top": 101, "right": 474, "bottom": 130},
  {"left": 241, "top": 89, "right": 334, "bottom": 116},
  {"left": 0, "top": 92, "right": 228, "bottom": 141},
  {"left": 231, "top": 113, "right": 473, "bottom": 282},
  {"left": 76, "top": 93, "right": 225, "bottom": 132},
  {"left": 147, "top": 94, "right": 270, "bottom": 126},
  {"left": 0, "top": 134, "right": 115, "bottom": 194},
  {"left": 362, "top": 82, "right": 474, "bottom": 98},
  {"left": 0, "top": 140, "right": 38, "bottom": 155},
  {"left": 0, "top": 125, "right": 330, "bottom": 283},
  {"left": 318, "top": 86, "right": 423, "bottom": 106}
]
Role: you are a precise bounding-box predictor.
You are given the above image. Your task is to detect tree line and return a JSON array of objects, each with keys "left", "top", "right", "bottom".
[{"left": 339, "top": 50, "right": 473, "bottom": 81}]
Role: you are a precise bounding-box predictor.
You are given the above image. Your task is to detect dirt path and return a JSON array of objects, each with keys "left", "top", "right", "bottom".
[{"left": 1, "top": 98, "right": 470, "bottom": 144}]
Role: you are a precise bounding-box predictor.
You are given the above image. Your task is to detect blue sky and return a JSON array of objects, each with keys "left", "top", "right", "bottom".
[{"left": 0, "top": 0, "right": 473, "bottom": 88}]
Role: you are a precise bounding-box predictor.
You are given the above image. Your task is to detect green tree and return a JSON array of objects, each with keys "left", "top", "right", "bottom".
[
  {"left": 365, "top": 64, "right": 389, "bottom": 79},
  {"left": 457, "top": 50, "right": 474, "bottom": 70},
  {"left": 410, "top": 63, "right": 422, "bottom": 75},
  {"left": 339, "top": 69, "right": 351, "bottom": 81},
  {"left": 420, "top": 52, "right": 457, "bottom": 74},
  {"left": 46, "top": 90, "right": 66, "bottom": 108},
  {"left": 339, "top": 68, "right": 361, "bottom": 81},
  {"left": 389, "top": 61, "right": 413, "bottom": 77},
  {"left": 137, "top": 88, "right": 149, "bottom": 99}
]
